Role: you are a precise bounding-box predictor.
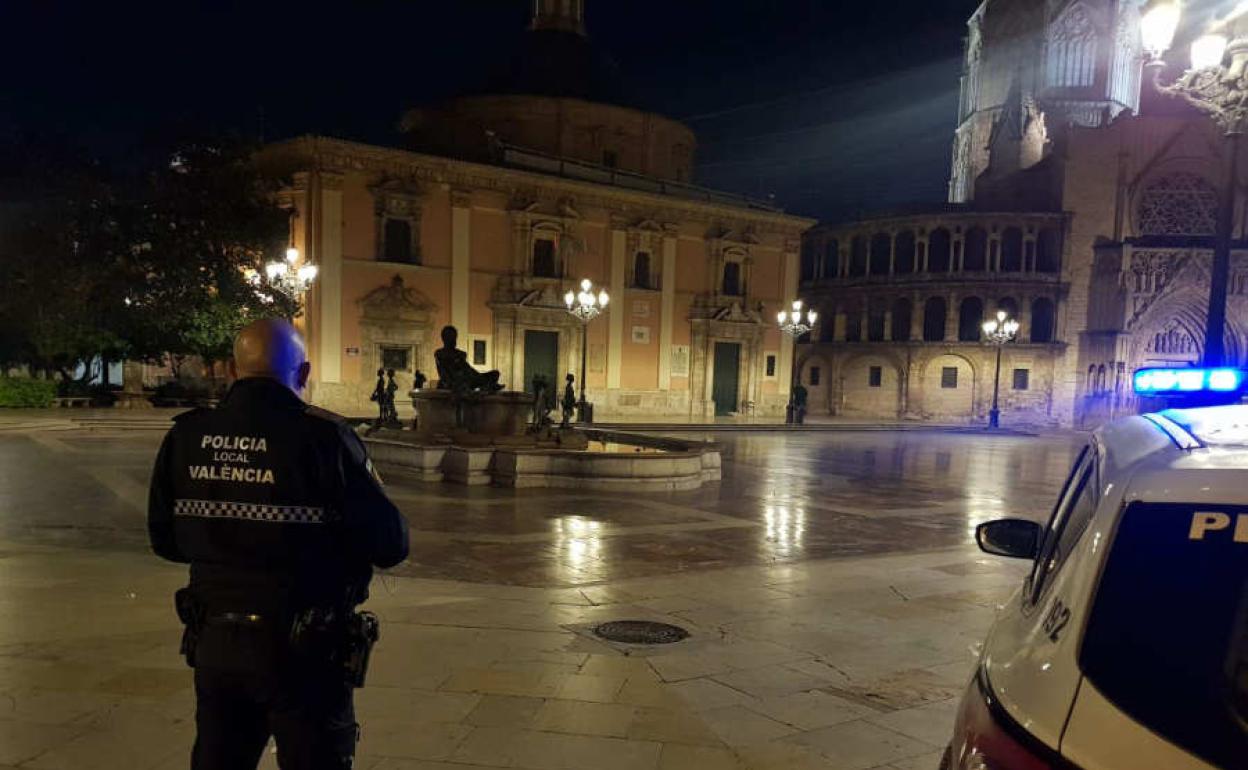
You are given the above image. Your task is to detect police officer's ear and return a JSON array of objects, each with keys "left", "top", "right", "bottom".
[{"left": 296, "top": 361, "right": 311, "bottom": 391}]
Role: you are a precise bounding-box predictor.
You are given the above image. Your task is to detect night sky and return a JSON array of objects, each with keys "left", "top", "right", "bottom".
[{"left": 2, "top": 1, "right": 975, "bottom": 222}]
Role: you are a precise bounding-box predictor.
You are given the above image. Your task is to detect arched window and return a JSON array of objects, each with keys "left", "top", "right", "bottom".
[
  {"left": 1087, "top": 365, "right": 1097, "bottom": 391},
  {"left": 868, "top": 300, "right": 886, "bottom": 341},
  {"left": 820, "top": 305, "right": 837, "bottom": 342},
  {"left": 383, "top": 218, "right": 414, "bottom": 263},
  {"left": 845, "top": 304, "right": 863, "bottom": 342},
  {"left": 1047, "top": 3, "right": 1097, "bottom": 88},
  {"left": 823, "top": 239, "right": 840, "bottom": 278},
  {"left": 891, "top": 297, "right": 912, "bottom": 342},
  {"left": 1031, "top": 297, "right": 1056, "bottom": 342},
  {"left": 1001, "top": 227, "right": 1023, "bottom": 271},
  {"left": 958, "top": 296, "right": 984, "bottom": 341},
  {"left": 1036, "top": 229, "right": 1061, "bottom": 273},
  {"left": 722, "top": 261, "right": 742, "bottom": 296},
  {"left": 928, "top": 228, "right": 951, "bottom": 273},
  {"left": 923, "top": 297, "right": 947, "bottom": 342},
  {"left": 633, "top": 251, "right": 652, "bottom": 289},
  {"left": 850, "top": 236, "right": 868, "bottom": 276},
  {"left": 997, "top": 297, "right": 1019, "bottom": 321},
  {"left": 963, "top": 227, "right": 988, "bottom": 271},
  {"left": 1137, "top": 172, "right": 1218, "bottom": 235},
  {"left": 894, "top": 231, "right": 915, "bottom": 275},
  {"left": 1096, "top": 364, "right": 1107, "bottom": 392},
  {"left": 870, "top": 233, "right": 891, "bottom": 275},
  {"left": 800, "top": 244, "right": 815, "bottom": 282}
]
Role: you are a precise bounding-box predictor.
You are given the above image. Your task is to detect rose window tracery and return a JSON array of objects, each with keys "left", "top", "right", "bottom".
[{"left": 1137, "top": 173, "right": 1218, "bottom": 236}]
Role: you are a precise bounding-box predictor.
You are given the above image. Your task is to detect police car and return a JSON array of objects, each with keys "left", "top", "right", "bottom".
[{"left": 943, "top": 368, "right": 1248, "bottom": 770}]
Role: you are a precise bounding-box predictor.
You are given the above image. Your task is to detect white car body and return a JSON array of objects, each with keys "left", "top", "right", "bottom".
[{"left": 946, "top": 405, "right": 1248, "bottom": 770}]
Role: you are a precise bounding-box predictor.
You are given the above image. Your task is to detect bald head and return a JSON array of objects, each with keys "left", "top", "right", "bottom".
[{"left": 232, "top": 318, "right": 311, "bottom": 394}]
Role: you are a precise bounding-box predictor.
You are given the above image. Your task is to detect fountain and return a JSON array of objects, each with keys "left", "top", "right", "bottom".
[{"left": 363, "top": 325, "right": 720, "bottom": 490}]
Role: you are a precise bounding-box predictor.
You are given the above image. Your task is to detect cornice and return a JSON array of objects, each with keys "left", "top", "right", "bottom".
[{"left": 261, "top": 135, "right": 815, "bottom": 236}]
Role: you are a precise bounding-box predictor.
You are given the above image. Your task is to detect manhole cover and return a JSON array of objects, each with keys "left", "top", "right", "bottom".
[{"left": 593, "top": 620, "right": 690, "bottom": 645}]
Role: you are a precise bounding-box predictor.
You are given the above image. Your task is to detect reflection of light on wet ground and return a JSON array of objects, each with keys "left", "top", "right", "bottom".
[
  {"left": 553, "top": 516, "right": 603, "bottom": 577},
  {"left": 763, "top": 504, "right": 806, "bottom": 558}
]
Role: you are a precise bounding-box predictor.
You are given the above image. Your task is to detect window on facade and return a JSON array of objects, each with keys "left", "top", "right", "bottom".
[
  {"left": 998, "top": 296, "right": 1019, "bottom": 321},
  {"left": 766, "top": 355, "right": 776, "bottom": 377},
  {"left": 870, "top": 233, "right": 891, "bottom": 275},
  {"left": 964, "top": 227, "right": 988, "bottom": 271},
  {"left": 869, "top": 366, "right": 883, "bottom": 388},
  {"left": 823, "top": 239, "right": 840, "bottom": 278},
  {"left": 958, "top": 296, "right": 984, "bottom": 342},
  {"left": 383, "top": 218, "right": 414, "bottom": 263},
  {"left": 532, "top": 238, "right": 557, "bottom": 278},
  {"left": 1001, "top": 227, "right": 1023, "bottom": 271},
  {"left": 1013, "top": 368, "right": 1030, "bottom": 391},
  {"left": 800, "top": 243, "right": 816, "bottom": 282},
  {"left": 380, "top": 345, "right": 411, "bottom": 371},
  {"left": 867, "top": 302, "right": 886, "bottom": 341},
  {"left": 1137, "top": 173, "right": 1218, "bottom": 236},
  {"left": 928, "top": 228, "right": 952, "bottom": 272},
  {"left": 1036, "top": 229, "right": 1061, "bottom": 273},
  {"left": 891, "top": 297, "right": 912, "bottom": 342},
  {"left": 850, "top": 236, "right": 868, "bottom": 276},
  {"left": 1031, "top": 297, "right": 1056, "bottom": 343},
  {"left": 894, "top": 231, "right": 915, "bottom": 275},
  {"left": 941, "top": 367, "right": 958, "bottom": 388},
  {"left": 923, "top": 297, "right": 947, "bottom": 342},
  {"left": 809, "top": 366, "right": 821, "bottom": 386},
  {"left": 722, "top": 260, "right": 742, "bottom": 296},
  {"left": 633, "top": 251, "right": 652, "bottom": 289},
  {"left": 1047, "top": 4, "right": 1098, "bottom": 88},
  {"left": 472, "top": 340, "right": 487, "bottom": 366},
  {"left": 846, "top": 313, "right": 862, "bottom": 342},
  {"left": 602, "top": 150, "right": 618, "bottom": 169}
]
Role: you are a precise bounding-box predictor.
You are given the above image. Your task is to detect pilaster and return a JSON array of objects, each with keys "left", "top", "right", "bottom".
[
  {"left": 318, "top": 172, "right": 344, "bottom": 383},
  {"left": 658, "top": 231, "right": 677, "bottom": 390},
  {"left": 451, "top": 190, "right": 472, "bottom": 334},
  {"left": 607, "top": 228, "right": 626, "bottom": 389}
]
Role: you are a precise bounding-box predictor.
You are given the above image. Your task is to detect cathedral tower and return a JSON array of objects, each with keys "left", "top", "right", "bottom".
[{"left": 949, "top": 0, "right": 1145, "bottom": 203}]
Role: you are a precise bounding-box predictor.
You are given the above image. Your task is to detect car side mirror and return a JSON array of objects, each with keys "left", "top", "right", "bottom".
[{"left": 976, "top": 519, "right": 1041, "bottom": 559}]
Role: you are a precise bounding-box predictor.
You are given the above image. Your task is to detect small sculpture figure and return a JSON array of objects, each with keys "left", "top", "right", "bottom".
[
  {"left": 383, "top": 369, "right": 400, "bottom": 426},
  {"left": 369, "top": 368, "right": 387, "bottom": 427},
  {"left": 530, "top": 374, "right": 555, "bottom": 431},
  {"left": 412, "top": 370, "right": 427, "bottom": 391},
  {"left": 560, "top": 373, "right": 577, "bottom": 428},
  {"left": 791, "top": 382, "right": 808, "bottom": 425},
  {"left": 434, "top": 326, "right": 503, "bottom": 394}
]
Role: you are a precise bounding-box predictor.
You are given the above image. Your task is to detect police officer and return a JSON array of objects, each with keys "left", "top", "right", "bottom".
[{"left": 148, "top": 318, "right": 409, "bottom": 769}]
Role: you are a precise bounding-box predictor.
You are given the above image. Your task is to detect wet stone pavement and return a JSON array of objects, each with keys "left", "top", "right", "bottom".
[{"left": 0, "top": 423, "right": 1083, "bottom": 769}]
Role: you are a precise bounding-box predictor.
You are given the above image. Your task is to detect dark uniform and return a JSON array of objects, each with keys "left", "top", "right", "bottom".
[{"left": 148, "top": 377, "right": 409, "bottom": 770}]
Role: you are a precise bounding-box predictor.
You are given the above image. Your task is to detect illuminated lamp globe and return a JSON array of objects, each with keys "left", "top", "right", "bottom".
[
  {"left": 1191, "top": 33, "right": 1229, "bottom": 70},
  {"left": 1141, "top": 2, "right": 1181, "bottom": 58}
]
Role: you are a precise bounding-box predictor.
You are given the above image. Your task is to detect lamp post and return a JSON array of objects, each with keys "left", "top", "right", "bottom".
[
  {"left": 564, "top": 278, "right": 609, "bottom": 423},
  {"left": 1141, "top": 1, "right": 1248, "bottom": 367},
  {"left": 778, "top": 299, "right": 817, "bottom": 424},
  {"left": 982, "top": 310, "right": 1020, "bottom": 429},
  {"left": 248, "top": 247, "right": 318, "bottom": 303}
]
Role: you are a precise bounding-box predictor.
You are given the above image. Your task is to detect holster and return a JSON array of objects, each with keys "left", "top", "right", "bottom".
[
  {"left": 173, "top": 587, "right": 205, "bottom": 668},
  {"left": 289, "top": 607, "right": 380, "bottom": 688}
]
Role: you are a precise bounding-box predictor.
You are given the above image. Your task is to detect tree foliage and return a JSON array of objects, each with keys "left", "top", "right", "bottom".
[{"left": 0, "top": 134, "right": 298, "bottom": 381}]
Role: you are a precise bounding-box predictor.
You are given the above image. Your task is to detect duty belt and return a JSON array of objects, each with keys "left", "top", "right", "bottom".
[{"left": 207, "top": 612, "right": 266, "bottom": 625}]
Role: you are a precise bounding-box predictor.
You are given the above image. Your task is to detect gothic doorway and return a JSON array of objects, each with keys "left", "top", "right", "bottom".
[
  {"left": 523, "top": 330, "right": 559, "bottom": 395},
  {"left": 712, "top": 342, "right": 741, "bottom": 416}
]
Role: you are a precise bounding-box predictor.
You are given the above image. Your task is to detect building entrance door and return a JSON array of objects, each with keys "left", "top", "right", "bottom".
[
  {"left": 712, "top": 342, "right": 740, "bottom": 416},
  {"left": 522, "top": 330, "right": 559, "bottom": 395}
]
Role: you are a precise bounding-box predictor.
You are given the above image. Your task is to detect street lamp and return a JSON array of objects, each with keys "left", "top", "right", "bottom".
[
  {"left": 564, "top": 278, "right": 609, "bottom": 423},
  {"left": 982, "top": 310, "right": 1020, "bottom": 429},
  {"left": 258, "top": 246, "right": 318, "bottom": 300},
  {"left": 778, "top": 299, "right": 817, "bottom": 424},
  {"left": 1141, "top": 1, "right": 1248, "bottom": 366}
]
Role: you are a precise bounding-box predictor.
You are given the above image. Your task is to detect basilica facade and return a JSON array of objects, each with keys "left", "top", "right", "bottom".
[
  {"left": 799, "top": 0, "right": 1248, "bottom": 427},
  {"left": 262, "top": 1, "right": 813, "bottom": 419}
]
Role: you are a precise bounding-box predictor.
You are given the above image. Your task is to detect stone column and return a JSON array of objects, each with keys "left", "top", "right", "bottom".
[
  {"left": 658, "top": 230, "right": 677, "bottom": 390},
  {"left": 450, "top": 190, "right": 472, "bottom": 335},
  {"left": 779, "top": 239, "right": 800, "bottom": 399},
  {"left": 318, "top": 172, "right": 344, "bottom": 384},
  {"left": 911, "top": 292, "right": 925, "bottom": 340},
  {"left": 607, "top": 227, "right": 626, "bottom": 390},
  {"left": 883, "top": 310, "right": 893, "bottom": 341},
  {"left": 1018, "top": 294, "right": 1032, "bottom": 342},
  {"left": 945, "top": 292, "right": 959, "bottom": 341},
  {"left": 834, "top": 311, "right": 847, "bottom": 342}
]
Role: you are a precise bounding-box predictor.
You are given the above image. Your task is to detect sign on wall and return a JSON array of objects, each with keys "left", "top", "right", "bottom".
[
  {"left": 345, "top": 347, "right": 361, "bottom": 357},
  {"left": 589, "top": 343, "right": 606, "bottom": 373},
  {"left": 631, "top": 326, "right": 651, "bottom": 344},
  {"left": 632, "top": 300, "right": 651, "bottom": 318},
  {"left": 670, "top": 345, "right": 690, "bottom": 378}
]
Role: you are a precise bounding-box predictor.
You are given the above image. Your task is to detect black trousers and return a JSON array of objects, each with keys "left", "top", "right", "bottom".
[{"left": 192, "top": 665, "right": 357, "bottom": 770}]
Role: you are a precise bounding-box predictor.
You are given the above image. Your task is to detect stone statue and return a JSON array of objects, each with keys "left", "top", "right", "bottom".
[
  {"left": 530, "top": 374, "right": 555, "bottom": 431},
  {"left": 791, "top": 383, "right": 808, "bottom": 425},
  {"left": 383, "top": 369, "right": 400, "bottom": 426},
  {"left": 560, "top": 373, "right": 577, "bottom": 428},
  {"left": 435, "top": 325, "right": 503, "bottom": 394},
  {"left": 412, "top": 369, "right": 427, "bottom": 391},
  {"left": 369, "top": 368, "right": 387, "bottom": 426}
]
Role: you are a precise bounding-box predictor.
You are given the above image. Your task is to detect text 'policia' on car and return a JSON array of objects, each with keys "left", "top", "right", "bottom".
[{"left": 941, "top": 369, "right": 1248, "bottom": 770}]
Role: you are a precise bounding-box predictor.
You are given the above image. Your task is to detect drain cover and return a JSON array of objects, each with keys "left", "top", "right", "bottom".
[{"left": 593, "top": 620, "right": 690, "bottom": 645}]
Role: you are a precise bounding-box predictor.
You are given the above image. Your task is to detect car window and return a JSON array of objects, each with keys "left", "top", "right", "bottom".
[
  {"left": 1028, "top": 446, "right": 1096, "bottom": 604},
  {"left": 1080, "top": 502, "right": 1248, "bottom": 768}
]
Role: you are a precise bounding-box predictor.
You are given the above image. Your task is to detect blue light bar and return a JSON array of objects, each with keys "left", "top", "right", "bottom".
[{"left": 1133, "top": 367, "right": 1247, "bottom": 395}]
